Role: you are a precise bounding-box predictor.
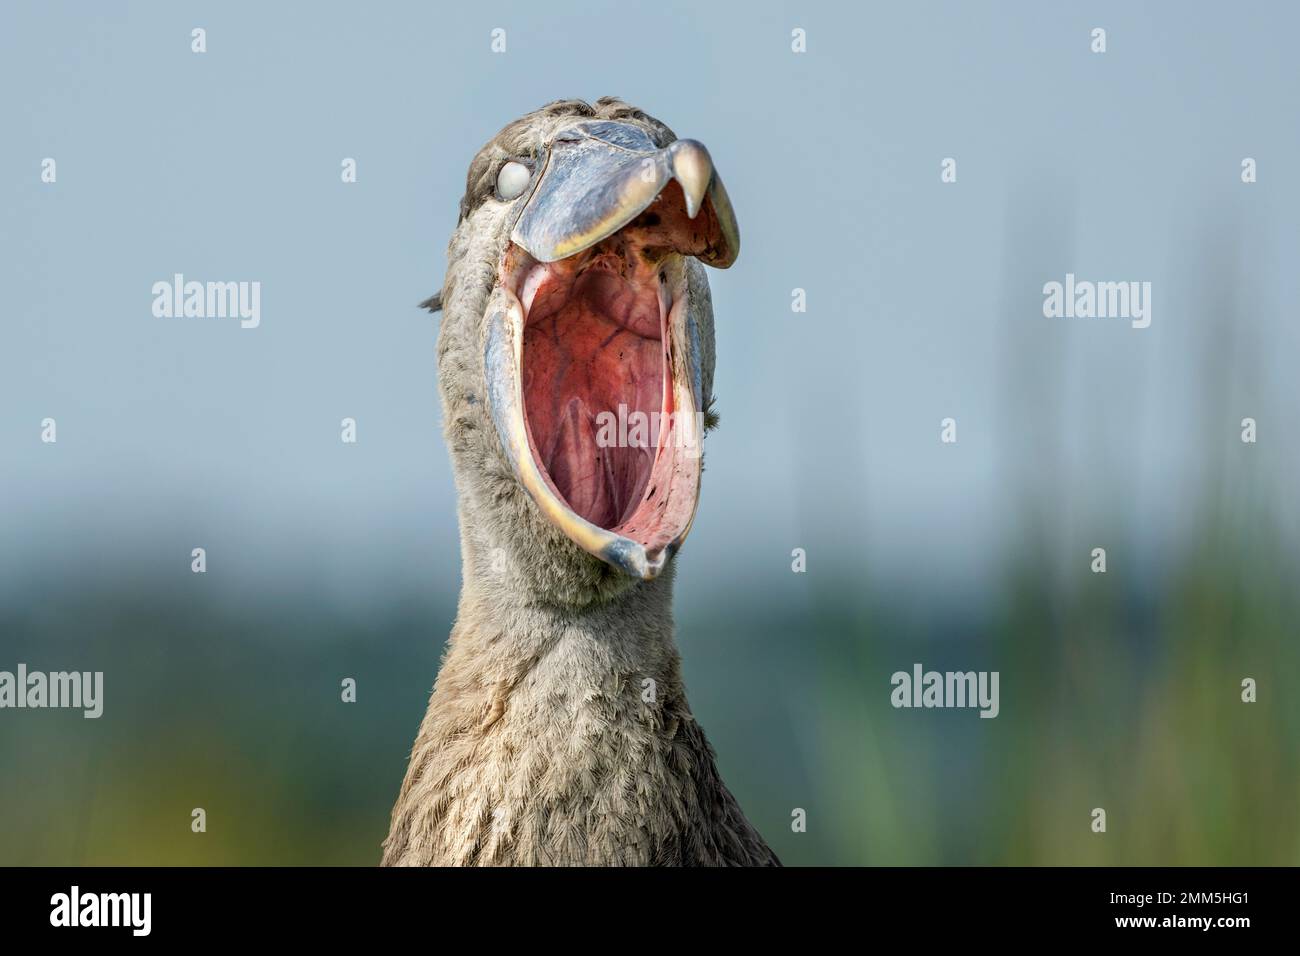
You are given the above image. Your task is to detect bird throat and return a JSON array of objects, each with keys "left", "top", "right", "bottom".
[{"left": 519, "top": 233, "right": 672, "bottom": 532}]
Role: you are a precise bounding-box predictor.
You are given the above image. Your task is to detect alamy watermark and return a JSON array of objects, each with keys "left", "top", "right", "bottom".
[
  {"left": 152, "top": 273, "right": 261, "bottom": 328},
  {"left": 0, "top": 664, "right": 103, "bottom": 718},
  {"left": 1043, "top": 273, "right": 1151, "bottom": 329},
  {"left": 891, "top": 663, "right": 999, "bottom": 718},
  {"left": 594, "top": 403, "right": 705, "bottom": 459},
  {"left": 50, "top": 886, "right": 150, "bottom": 936}
]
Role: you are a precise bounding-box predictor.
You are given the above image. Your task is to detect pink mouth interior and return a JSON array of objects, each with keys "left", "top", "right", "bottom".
[{"left": 521, "top": 242, "right": 668, "bottom": 531}]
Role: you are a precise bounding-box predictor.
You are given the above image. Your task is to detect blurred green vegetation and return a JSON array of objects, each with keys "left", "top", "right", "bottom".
[{"left": 1, "top": 494, "right": 1295, "bottom": 866}]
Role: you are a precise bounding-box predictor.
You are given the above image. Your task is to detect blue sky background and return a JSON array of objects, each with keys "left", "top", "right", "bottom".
[{"left": 4, "top": 1, "right": 1297, "bottom": 610}]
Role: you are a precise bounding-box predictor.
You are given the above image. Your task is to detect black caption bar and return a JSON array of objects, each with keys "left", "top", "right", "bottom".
[{"left": 0, "top": 866, "right": 1281, "bottom": 941}]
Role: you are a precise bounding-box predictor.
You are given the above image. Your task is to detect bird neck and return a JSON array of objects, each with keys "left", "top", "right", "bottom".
[
  {"left": 383, "top": 565, "right": 710, "bottom": 865},
  {"left": 458, "top": 560, "right": 680, "bottom": 668},
  {"left": 440, "top": 567, "right": 688, "bottom": 755}
]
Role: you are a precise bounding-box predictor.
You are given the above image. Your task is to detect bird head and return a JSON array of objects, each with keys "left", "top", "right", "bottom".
[{"left": 431, "top": 98, "right": 739, "bottom": 606}]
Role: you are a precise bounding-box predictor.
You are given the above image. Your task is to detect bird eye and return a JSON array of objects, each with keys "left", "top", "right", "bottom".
[{"left": 496, "top": 161, "right": 531, "bottom": 200}]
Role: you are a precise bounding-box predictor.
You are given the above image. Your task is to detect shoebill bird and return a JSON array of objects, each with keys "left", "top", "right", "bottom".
[{"left": 382, "top": 98, "right": 778, "bottom": 866}]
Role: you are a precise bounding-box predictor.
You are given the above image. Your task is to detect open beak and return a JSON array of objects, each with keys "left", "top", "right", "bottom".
[{"left": 482, "top": 121, "right": 738, "bottom": 580}]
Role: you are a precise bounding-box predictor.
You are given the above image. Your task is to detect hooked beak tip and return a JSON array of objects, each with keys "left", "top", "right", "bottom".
[{"left": 670, "top": 139, "right": 713, "bottom": 220}]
